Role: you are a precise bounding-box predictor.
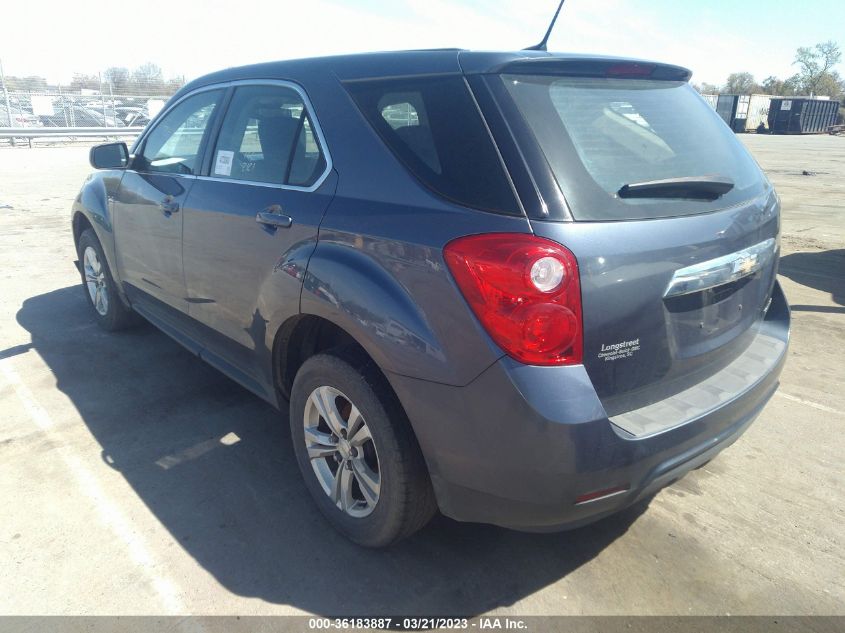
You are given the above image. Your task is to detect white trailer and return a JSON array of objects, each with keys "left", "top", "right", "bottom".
[
  {"left": 700, "top": 94, "right": 718, "bottom": 109},
  {"left": 733, "top": 94, "right": 775, "bottom": 132}
]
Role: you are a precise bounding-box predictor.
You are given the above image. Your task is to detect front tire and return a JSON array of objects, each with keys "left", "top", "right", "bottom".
[
  {"left": 77, "top": 228, "right": 136, "bottom": 331},
  {"left": 289, "top": 349, "right": 436, "bottom": 547}
]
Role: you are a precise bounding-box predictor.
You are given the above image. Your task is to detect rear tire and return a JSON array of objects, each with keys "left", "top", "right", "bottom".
[
  {"left": 77, "top": 228, "right": 137, "bottom": 331},
  {"left": 289, "top": 348, "right": 436, "bottom": 547}
]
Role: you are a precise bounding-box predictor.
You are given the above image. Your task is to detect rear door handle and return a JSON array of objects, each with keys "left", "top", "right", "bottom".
[
  {"left": 256, "top": 205, "right": 292, "bottom": 229},
  {"left": 160, "top": 196, "right": 180, "bottom": 215}
]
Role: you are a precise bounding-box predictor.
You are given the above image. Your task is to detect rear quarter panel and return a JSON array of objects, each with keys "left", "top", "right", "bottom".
[{"left": 303, "top": 196, "right": 532, "bottom": 386}]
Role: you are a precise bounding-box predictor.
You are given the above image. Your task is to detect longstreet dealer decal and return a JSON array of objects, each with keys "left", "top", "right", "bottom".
[{"left": 598, "top": 338, "right": 640, "bottom": 361}]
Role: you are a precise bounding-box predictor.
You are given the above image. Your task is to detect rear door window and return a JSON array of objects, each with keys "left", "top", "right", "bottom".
[
  {"left": 501, "top": 75, "right": 766, "bottom": 220},
  {"left": 346, "top": 76, "right": 520, "bottom": 216},
  {"left": 210, "top": 84, "right": 327, "bottom": 188}
]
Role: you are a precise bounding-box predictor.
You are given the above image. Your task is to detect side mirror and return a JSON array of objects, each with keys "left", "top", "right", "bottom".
[{"left": 89, "top": 142, "right": 129, "bottom": 169}]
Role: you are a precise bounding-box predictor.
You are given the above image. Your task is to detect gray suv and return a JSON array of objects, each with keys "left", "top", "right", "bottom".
[{"left": 72, "top": 50, "right": 789, "bottom": 547}]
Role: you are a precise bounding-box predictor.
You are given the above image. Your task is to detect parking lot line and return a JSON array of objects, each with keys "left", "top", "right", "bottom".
[
  {"left": 775, "top": 391, "right": 844, "bottom": 415},
  {"left": 0, "top": 356, "right": 188, "bottom": 616}
]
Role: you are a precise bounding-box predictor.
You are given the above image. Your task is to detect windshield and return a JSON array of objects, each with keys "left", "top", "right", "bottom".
[{"left": 501, "top": 75, "right": 766, "bottom": 221}]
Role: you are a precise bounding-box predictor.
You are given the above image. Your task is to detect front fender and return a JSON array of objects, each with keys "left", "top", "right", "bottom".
[{"left": 72, "top": 170, "right": 126, "bottom": 299}]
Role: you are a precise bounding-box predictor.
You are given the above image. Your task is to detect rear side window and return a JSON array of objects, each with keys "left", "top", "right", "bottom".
[
  {"left": 501, "top": 75, "right": 766, "bottom": 220},
  {"left": 346, "top": 76, "right": 520, "bottom": 216},
  {"left": 211, "top": 84, "right": 327, "bottom": 187}
]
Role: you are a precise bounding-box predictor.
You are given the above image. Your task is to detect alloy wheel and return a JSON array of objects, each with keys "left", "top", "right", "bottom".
[
  {"left": 303, "top": 385, "right": 381, "bottom": 518},
  {"left": 83, "top": 246, "right": 109, "bottom": 316}
]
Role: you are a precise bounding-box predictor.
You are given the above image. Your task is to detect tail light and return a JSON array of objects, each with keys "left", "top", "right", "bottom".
[
  {"left": 444, "top": 233, "right": 583, "bottom": 366},
  {"left": 605, "top": 62, "right": 655, "bottom": 78}
]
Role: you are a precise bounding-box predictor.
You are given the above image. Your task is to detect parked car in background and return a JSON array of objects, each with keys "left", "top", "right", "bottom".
[
  {"left": 0, "top": 104, "right": 42, "bottom": 144},
  {"left": 71, "top": 49, "right": 789, "bottom": 547},
  {"left": 40, "top": 104, "right": 125, "bottom": 128},
  {"left": 0, "top": 105, "right": 41, "bottom": 128},
  {"left": 113, "top": 106, "right": 151, "bottom": 127}
]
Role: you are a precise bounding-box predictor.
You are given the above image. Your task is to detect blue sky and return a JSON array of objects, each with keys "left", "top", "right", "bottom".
[{"left": 2, "top": 0, "right": 843, "bottom": 86}]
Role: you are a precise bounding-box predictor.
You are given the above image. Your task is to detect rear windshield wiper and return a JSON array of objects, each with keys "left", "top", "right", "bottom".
[{"left": 617, "top": 176, "right": 735, "bottom": 201}]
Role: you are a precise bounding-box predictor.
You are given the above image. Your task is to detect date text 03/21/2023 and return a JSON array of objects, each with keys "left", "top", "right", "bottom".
[{"left": 306, "top": 617, "right": 529, "bottom": 630}]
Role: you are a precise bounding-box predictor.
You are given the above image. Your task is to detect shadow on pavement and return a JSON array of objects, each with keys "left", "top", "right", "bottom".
[
  {"left": 16, "top": 286, "right": 649, "bottom": 616},
  {"left": 779, "top": 249, "right": 845, "bottom": 311}
]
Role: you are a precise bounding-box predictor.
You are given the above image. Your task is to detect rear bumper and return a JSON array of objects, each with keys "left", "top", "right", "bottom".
[{"left": 389, "top": 281, "right": 790, "bottom": 531}]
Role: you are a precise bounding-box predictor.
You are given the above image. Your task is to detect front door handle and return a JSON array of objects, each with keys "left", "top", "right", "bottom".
[
  {"left": 160, "top": 196, "right": 180, "bottom": 215},
  {"left": 256, "top": 205, "right": 292, "bottom": 229}
]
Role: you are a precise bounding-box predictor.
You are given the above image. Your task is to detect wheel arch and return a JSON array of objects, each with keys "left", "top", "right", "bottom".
[
  {"left": 273, "top": 314, "right": 372, "bottom": 401},
  {"left": 72, "top": 211, "right": 94, "bottom": 247},
  {"left": 72, "top": 209, "right": 129, "bottom": 307},
  {"left": 71, "top": 171, "right": 127, "bottom": 304}
]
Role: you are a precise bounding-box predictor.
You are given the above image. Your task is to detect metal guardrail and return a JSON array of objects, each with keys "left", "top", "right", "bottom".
[{"left": 0, "top": 126, "right": 144, "bottom": 139}]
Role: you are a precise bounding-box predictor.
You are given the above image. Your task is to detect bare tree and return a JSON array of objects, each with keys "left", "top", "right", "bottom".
[
  {"left": 811, "top": 72, "right": 844, "bottom": 99},
  {"left": 723, "top": 72, "right": 760, "bottom": 94},
  {"left": 131, "top": 63, "right": 165, "bottom": 94},
  {"left": 693, "top": 82, "right": 719, "bottom": 94},
  {"left": 100, "top": 64, "right": 180, "bottom": 95},
  {"left": 69, "top": 73, "right": 101, "bottom": 92},
  {"left": 760, "top": 75, "right": 799, "bottom": 96},
  {"left": 103, "top": 67, "right": 131, "bottom": 94},
  {"left": 2, "top": 75, "right": 48, "bottom": 91},
  {"left": 794, "top": 41, "right": 842, "bottom": 95}
]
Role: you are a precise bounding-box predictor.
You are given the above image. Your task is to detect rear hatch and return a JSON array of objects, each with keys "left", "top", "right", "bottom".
[{"left": 489, "top": 61, "right": 780, "bottom": 415}]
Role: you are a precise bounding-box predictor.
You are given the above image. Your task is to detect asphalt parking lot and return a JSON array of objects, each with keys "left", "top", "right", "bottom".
[{"left": 0, "top": 134, "right": 843, "bottom": 617}]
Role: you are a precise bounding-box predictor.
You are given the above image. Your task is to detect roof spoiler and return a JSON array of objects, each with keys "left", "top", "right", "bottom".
[{"left": 491, "top": 58, "right": 692, "bottom": 82}]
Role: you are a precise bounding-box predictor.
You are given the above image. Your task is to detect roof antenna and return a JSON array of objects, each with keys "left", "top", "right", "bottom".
[{"left": 523, "top": 0, "right": 565, "bottom": 51}]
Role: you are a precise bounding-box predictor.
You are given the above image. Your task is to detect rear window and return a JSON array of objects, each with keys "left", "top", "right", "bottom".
[
  {"left": 345, "top": 76, "right": 520, "bottom": 216},
  {"left": 501, "top": 75, "right": 766, "bottom": 221}
]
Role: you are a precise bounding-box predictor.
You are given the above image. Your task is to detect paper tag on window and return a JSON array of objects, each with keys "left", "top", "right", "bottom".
[{"left": 214, "top": 150, "right": 234, "bottom": 176}]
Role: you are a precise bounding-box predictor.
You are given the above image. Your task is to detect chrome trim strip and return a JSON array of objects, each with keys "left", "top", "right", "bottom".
[
  {"left": 664, "top": 238, "right": 776, "bottom": 298},
  {"left": 573, "top": 488, "right": 629, "bottom": 506},
  {"left": 193, "top": 173, "right": 324, "bottom": 193},
  {"left": 132, "top": 79, "right": 333, "bottom": 193}
]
